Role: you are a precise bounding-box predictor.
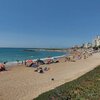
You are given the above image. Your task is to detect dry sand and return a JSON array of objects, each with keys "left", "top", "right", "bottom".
[{"left": 0, "top": 53, "right": 100, "bottom": 100}]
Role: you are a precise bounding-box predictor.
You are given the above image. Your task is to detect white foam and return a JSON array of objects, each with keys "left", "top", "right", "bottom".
[{"left": 5, "top": 54, "right": 68, "bottom": 67}]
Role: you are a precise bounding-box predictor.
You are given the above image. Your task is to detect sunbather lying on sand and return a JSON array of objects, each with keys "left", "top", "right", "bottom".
[{"left": 34, "top": 67, "right": 50, "bottom": 73}]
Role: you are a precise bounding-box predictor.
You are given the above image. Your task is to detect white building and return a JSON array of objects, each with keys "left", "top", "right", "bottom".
[
  {"left": 83, "top": 43, "right": 92, "bottom": 48},
  {"left": 92, "top": 36, "right": 100, "bottom": 47}
]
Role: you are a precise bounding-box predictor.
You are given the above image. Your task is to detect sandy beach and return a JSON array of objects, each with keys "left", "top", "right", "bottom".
[{"left": 0, "top": 52, "right": 100, "bottom": 100}]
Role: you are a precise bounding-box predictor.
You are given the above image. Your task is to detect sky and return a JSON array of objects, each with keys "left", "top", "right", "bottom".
[{"left": 0, "top": 0, "right": 100, "bottom": 48}]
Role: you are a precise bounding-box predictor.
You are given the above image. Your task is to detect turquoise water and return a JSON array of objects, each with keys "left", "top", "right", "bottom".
[{"left": 0, "top": 48, "right": 66, "bottom": 63}]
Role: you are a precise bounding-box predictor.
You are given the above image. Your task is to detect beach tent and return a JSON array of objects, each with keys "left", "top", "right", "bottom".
[{"left": 36, "top": 59, "right": 45, "bottom": 65}]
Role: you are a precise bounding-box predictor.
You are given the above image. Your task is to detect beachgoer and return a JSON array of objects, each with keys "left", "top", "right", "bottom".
[
  {"left": 25, "top": 60, "right": 27, "bottom": 65},
  {"left": 30, "top": 62, "right": 38, "bottom": 67},
  {"left": 53, "top": 58, "right": 59, "bottom": 63},
  {"left": 16, "top": 60, "right": 19, "bottom": 64},
  {"left": 3, "top": 61, "right": 7, "bottom": 64},
  {"left": 46, "top": 59, "right": 53, "bottom": 64},
  {"left": 0, "top": 64, "right": 6, "bottom": 72},
  {"left": 44, "top": 67, "right": 50, "bottom": 71},
  {"left": 39, "top": 68, "right": 44, "bottom": 73},
  {"left": 22, "top": 61, "right": 23, "bottom": 64}
]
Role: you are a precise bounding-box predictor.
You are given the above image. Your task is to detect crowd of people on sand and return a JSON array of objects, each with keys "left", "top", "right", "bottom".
[
  {"left": 0, "top": 48, "right": 95, "bottom": 73},
  {"left": 23, "top": 57, "right": 59, "bottom": 73},
  {"left": 22, "top": 48, "right": 94, "bottom": 74},
  {"left": 65, "top": 48, "right": 93, "bottom": 62}
]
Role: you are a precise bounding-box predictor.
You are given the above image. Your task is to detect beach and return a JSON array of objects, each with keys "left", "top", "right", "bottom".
[
  {"left": 0, "top": 52, "right": 100, "bottom": 100},
  {"left": 0, "top": 0, "right": 100, "bottom": 99}
]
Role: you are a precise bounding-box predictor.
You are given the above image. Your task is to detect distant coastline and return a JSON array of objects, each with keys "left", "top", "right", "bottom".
[{"left": 23, "top": 48, "right": 69, "bottom": 53}]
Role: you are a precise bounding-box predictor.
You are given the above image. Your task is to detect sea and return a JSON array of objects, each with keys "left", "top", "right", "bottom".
[{"left": 0, "top": 48, "right": 67, "bottom": 63}]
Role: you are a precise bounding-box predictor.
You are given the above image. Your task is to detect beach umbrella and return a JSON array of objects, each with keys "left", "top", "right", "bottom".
[{"left": 26, "top": 60, "right": 33, "bottom": 63}]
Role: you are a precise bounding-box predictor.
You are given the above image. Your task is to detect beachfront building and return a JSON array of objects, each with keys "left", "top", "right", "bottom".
[
  {"left": 83, "top": 43, "right": 92, "bottom": 48},
  {"left": 92, "top": 36, "right": 100, "bottom": 47}
]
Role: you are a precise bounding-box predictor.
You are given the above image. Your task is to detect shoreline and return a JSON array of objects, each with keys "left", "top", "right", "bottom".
[
  {"left": 5, "top": 53, "right": 68, "bottom": 67},
  {"left": 0, "top": 48, "right": 67, "bottom": 64},
  {"left": 0, "top": 52, "right": 100, "bottom": 100}
]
